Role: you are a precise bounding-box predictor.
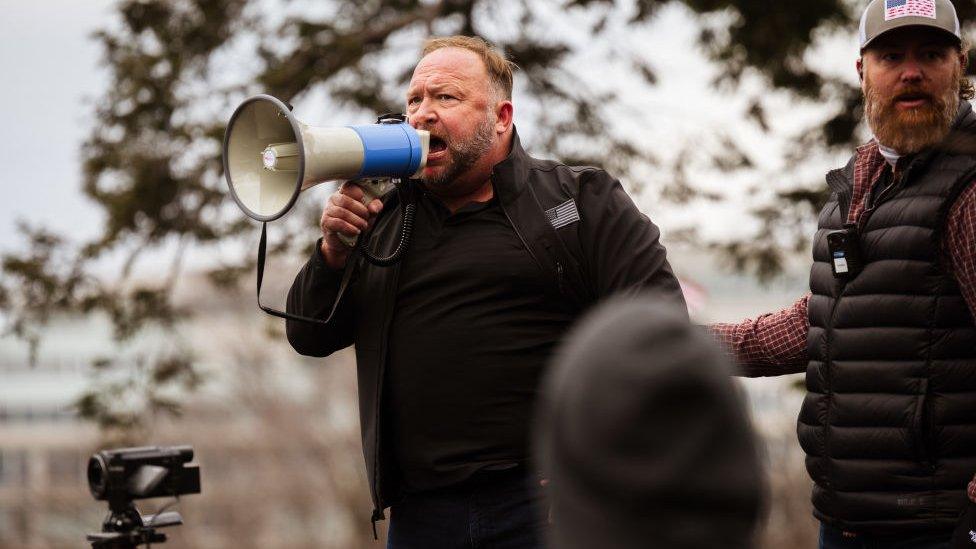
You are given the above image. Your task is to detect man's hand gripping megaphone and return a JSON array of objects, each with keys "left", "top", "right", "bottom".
[{"left": 319, "top": 179, "right": 394, "bottom": 271}]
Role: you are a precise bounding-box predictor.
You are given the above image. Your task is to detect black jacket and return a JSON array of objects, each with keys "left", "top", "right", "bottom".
[
  {"left": 285, "top": 129, "right": 685, "bottom": 522},
  {"left": 799, "top": 102, "right": 976, "bottom": 534}
]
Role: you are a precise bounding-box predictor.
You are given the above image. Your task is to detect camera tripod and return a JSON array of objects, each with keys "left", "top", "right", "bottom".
[{"left": 87, "top": 501, "right": 183, "bottom": 549}]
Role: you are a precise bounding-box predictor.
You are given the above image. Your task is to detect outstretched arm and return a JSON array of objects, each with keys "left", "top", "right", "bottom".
[{"left": 709, "top": 295, "right": 811, "bottom": 377}]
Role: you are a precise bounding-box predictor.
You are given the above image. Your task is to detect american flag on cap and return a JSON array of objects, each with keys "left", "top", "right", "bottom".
[
  {"left": 860, "top": 0, "right": 960, "bottom": 49},
  {"left": 885, "top": 0, "right": 937, "bottom": 21}
]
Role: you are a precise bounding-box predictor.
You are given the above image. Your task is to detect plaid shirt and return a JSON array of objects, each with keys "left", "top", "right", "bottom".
[{"left": 711, "top": 141, "right": 976, "bottom": 376}]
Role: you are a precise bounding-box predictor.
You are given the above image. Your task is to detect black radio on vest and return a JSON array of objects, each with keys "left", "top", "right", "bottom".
[{"left": 826, "top": 223, "right": 864, "bottom": 278}]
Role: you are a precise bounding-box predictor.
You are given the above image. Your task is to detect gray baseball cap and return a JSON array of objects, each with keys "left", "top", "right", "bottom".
[{"left": 859, "top": 0, "right": 961, "bottom": 50}]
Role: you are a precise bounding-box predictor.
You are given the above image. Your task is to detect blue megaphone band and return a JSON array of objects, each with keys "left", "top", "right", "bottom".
[{"left": 349, "top": 123, "right": 424, "bottom": 178}]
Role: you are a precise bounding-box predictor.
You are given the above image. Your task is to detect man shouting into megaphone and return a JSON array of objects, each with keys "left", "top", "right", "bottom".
[{"left": 285, "top": 35, "right": 685, "bottom": 548}]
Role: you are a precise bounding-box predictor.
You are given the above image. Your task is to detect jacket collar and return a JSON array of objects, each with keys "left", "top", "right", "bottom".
[
  {"left": 936, "top": 100, "right": 976, "bottom": 154},
  {"left": 490, "top": 126, "right": 532, "bottom": 206}
]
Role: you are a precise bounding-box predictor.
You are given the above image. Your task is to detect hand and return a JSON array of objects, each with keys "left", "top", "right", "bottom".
[
  {"left": 319, "top": 181, "right": 384, "bottom": 270},
  {"left": 968, "top": 473, "right": 976, "bottom": 503}
]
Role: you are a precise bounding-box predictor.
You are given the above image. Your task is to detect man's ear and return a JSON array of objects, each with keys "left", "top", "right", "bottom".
[
  {"left": 494, "top": 100, "right": 514, "bottom": 133},
  {"left": 856, "top": 57, "right": 864, "bottom": 82}
]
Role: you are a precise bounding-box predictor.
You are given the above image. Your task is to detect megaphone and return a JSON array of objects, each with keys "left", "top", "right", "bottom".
[
  {"left": 223, "top": 94, "right": 429, "bottom": 229},
  {"left": 223, "top": 94, "right": 429, "bottom": 326}
]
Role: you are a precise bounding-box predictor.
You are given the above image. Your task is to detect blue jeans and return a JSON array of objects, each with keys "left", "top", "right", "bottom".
[
  {"left": 819, "top": 523, "right": 950, "bottom": 549},
  {"left": 386, "top": 468, "right": 547, "bottom": 549}
]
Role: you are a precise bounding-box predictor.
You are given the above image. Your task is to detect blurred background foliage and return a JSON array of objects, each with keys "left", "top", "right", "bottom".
[{"left": 1, "top": 0, "right": 975, "bottom": 432}]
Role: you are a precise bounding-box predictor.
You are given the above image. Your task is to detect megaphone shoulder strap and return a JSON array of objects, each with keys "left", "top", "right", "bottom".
[{"left": 256, "top": 222, "right": 354, "bottom": 325}]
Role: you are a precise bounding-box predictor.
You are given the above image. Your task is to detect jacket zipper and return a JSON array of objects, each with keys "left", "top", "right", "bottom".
[
  {"left": 370, "top": 222, "right": 403, "bottom": 538},
  {"left": 857, "top": 166, "right": 900, "bottom": 232},
  {"left": 823, "top": 277, "right": 843, "bottom": 490},
  {"left": 555, "top": 260, "right": 567, "bottom": 296},
  {"left": 822, "top": 169, "right": 852, "bottom": 490},
  {"left": 497, "top": 195, "right": 547, "bottom": 281}
]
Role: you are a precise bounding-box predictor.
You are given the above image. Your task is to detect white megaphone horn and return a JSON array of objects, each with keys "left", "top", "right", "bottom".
[{"left": 223, "top": 94, "right": 429, "bottom": 241}]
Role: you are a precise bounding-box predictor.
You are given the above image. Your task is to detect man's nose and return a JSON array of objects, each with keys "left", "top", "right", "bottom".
[
  {"left": 409, "top": 98, "right": 437, "bottom": 128},
  {"left": 900, "top": 56, "right": 925, "bottom": 82}
]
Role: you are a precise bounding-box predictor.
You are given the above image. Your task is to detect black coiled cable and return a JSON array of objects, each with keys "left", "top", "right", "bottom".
[{"left": 356, "top": 183, "right": 416, "bottom": 267}]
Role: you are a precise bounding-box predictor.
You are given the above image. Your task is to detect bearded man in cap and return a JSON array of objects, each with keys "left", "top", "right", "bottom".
[{"left": 712, "top": 0, "right": 976, "bottom": 547}]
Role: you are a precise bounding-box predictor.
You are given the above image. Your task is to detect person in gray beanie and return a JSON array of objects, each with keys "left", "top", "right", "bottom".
[{"left": 536, "top": 296, "right": 764, "bottom": 549}]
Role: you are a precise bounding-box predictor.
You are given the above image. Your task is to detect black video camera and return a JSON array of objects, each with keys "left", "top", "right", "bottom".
[
  {"left": 88, "top": 445, "right": 201, "bottom": 504},
  {"left": 86, "top": 445, "right": 201, "bottom": 549}
]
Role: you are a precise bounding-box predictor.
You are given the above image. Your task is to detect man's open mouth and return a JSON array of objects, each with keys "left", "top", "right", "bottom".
[
  {"left": 428, "top": 136, "right": 448, "bottom": 154},
  {"left": 894, "top": 92, "right": 932, "bottom": 107}
]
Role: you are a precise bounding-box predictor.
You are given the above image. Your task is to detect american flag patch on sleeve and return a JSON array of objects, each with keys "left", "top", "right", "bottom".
[
  {"left": 885, "top": 0, "right": 936, "bottom": 21},
  {"left": 545, "top": 199, "right": 581, "bottom": 230}
]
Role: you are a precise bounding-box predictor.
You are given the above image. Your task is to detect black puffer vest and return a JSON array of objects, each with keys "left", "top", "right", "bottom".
[{"left": 798, "top": 102, "right": 976, "bottom": 534}]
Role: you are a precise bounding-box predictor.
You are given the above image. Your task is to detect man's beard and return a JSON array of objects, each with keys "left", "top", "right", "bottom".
[
  {"left": 864, "top": 69, "right": 960, "bottom": 154},
  {"left": 420, "top": 110, "right": 496, "bottom": 189}
]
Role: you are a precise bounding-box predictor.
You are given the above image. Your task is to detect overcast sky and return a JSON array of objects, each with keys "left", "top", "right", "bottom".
[{"left": 0, "top": 0, "right": 119, "bottom": 253}]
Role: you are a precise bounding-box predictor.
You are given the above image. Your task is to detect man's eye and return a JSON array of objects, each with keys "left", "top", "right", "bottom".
[{"left": 438, "top": 94, "right": 455, "bottom": 101}]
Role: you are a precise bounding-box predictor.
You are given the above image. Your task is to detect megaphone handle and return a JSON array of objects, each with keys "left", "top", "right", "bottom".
[
  {"left": 336, "top": 180, "right": 395, "bottom": 248},
  {"left": 256, "top": 222, "right": 353, "bottom": 325}
]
